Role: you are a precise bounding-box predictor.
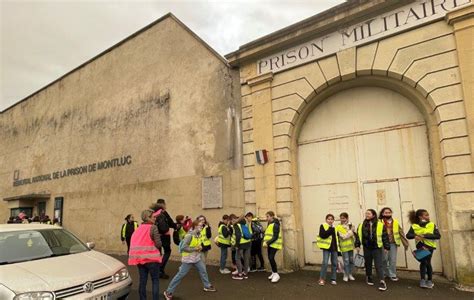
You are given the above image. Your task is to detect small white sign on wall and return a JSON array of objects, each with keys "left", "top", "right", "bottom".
[{"left": 202, "top": 176, "right": 223, "bottom": 209}]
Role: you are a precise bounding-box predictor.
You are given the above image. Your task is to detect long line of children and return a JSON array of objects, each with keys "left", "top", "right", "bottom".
[
  {"left": 124, "top": 199, "right": 439, "bottom": 300},
  {"left": 316, "top": 207, "right": 441, "bottom": 292}
]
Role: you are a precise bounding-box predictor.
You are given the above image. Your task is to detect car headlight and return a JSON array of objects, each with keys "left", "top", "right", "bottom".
[
  {"left": 113, "top": 268, "right": 129, "bottom": 282},
  {"left": 13, "top": 292, "right": 54, "bottom": 300}
]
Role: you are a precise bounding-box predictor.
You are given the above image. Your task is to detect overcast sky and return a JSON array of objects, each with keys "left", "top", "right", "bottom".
[{"left": 0, "top": 0, "right": 344, "bottom": 111}]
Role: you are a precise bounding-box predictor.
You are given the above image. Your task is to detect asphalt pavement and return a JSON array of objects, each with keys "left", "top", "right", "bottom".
[{"left": 113, "top": 255, "right": 472, "bottom": 300}]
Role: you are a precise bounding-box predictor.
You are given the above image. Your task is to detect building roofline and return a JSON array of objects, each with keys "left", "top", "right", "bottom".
[
  {"left": 1, "top": 13, "right": 229, "bottom": 114},
  {"left": 225, "top": 0, "right": 411, "bottom": 66}
]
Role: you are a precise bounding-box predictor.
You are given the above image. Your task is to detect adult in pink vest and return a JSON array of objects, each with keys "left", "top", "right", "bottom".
[{"left": 129, "top": 209, "right": 162, "bottom": 300}]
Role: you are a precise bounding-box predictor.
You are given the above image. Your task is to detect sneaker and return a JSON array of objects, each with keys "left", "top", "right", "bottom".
[
  {"left": 367, "top": 276, "right": 374, "bottom": 286},
  {"left": 378, "top": 280, "right": 387, "bottom": 291},
  {"left": 318, "top": 279, "right": 325, "bottom": 286},
  {"left": 390, "top": 277, "right": 399, "bottom": 282},
  {"left": 343, "top": 275, "right": 349, "bottom": 282},
  {"left": 271, "top": 273, "right": 280, "bottom": 283},
  {"left": 203, "top": 285, "right": 217, "bottom": 292},
  {"left": 232, "top": 274, "right": 244, "bottom": 280},
  {"left": 242, "top": 272, "right": 249, "bottom": 279},
  {"left": 268, "top": 273, "right": 275, "bottom": 280},
  {"left": 330, "top": 280, "right": 337, "bottom": 285},
  {"left": 426, "top": 280, "right": 434, "bottom": 289},
  {"left": 349, "top": 275, "right": 356, "bottom": 281},
  {"left": 249, "top": 268, "right": 257, "bottom": 273},
  {"left": 257, "top": 267, "right": 266, "bottom": 272},
  {"left": 420, "top": 279, "right": 427, "bottom": 288},
  {"left": 220, "top": 268, "right": 231, "bottom": 274},
  {"left": 232, "top": 269, "right": 239, "bottom": 275},
  {"left": 163, "top": 291, "right": 173, "bottom": 300},
  {"left": 160, "top": 273, "right": 170, "bottom": 279}
]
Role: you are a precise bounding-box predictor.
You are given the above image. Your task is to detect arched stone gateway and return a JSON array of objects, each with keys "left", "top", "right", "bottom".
[{"left": 232, "top": 16, "right": 473, "bottom": 283}]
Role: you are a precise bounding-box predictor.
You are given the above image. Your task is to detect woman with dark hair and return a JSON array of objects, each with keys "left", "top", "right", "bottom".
[
  {"left": 355, "top": 209, "right": 390, "bottom": 291},
  {"left": 378, "top": 207, "right": 408, "bottom": 281},
  {"left": 121, "top": 214, "right": 138, "bottom": 254},
  {"left": 406, "top": 209, "right": 441, "bottom": 289},
  {"left": 196, "top": 215, "right": 212, "bottom": 263},
  {"left": 263, "top": 211, "right": 282, "bottom": 283}
]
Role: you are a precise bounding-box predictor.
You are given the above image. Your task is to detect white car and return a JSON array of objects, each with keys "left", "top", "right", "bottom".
[{"left": 0, "top": 224, "right": 132, "bottom": 299}]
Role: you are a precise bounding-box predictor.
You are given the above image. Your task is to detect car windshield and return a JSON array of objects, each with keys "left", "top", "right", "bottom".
[{"left": 0, "top": 229, "right": 89, "bottom": 264}]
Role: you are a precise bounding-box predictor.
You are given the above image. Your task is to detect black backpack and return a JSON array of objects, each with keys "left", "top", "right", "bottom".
[
  {"left": 252, "top": 220, "right": 265, "bottom": 240},
  {"left": 155, "top": 213, "right": 170, "bottom": 234}
]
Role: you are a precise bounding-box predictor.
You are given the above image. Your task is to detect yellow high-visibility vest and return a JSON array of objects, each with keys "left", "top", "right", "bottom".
[
  {"left": 200, "top": 226, "right": 212, "bottom": 247},
  {"left": 263, "top": 223, "right": 282, "bottom": 250},
  {"left": 182, "top": 235, "right": 201, "bottom": 257},
  {"left": 218, "top": 224, "right": 231, "bottom": 245},
  {"left": 357, "top": 221, "right": 383, "bottom": 248},
  {"left": 316, "top": 223, "right": 338, "bottom": 250},
  {"left": 412, "top": 222, "right": 437, "bottom": 249},
  {"left": 335, "top": 224, "right": 354, "bottom": 252}
]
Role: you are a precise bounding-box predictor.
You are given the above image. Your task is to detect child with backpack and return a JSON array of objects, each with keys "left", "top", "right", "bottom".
[
  {"left": 231, "top": 214, "right": 252, "bottom": 280},
  {"left": 217, "top": 215, "right": 232, "bottom": 274},
  {"left": 164, "top": 220, "right": 216, "bottom": 299},
  {"left": 406, "top": 209, "right": 441, "bottom": 289},
  {"left": 245, "top": 212, "right": 265, "bottom": 272},
  {"left": 317, "top": 214, "right": 338, "bottom": 286},
  {"left": 173, "top": 215, "right": 191, "bottom": 246}
]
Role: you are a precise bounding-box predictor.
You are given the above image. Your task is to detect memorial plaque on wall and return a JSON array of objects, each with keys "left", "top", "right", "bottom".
[{"left": 202, "top": 176, "right": 223, "bottom": 209}]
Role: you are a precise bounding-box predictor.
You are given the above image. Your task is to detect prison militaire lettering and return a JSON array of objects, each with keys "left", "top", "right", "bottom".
[{"left": 257, "top": 0, "right": 471, "bottom": 75}]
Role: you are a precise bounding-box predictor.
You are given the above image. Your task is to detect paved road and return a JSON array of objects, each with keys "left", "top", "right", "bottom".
[{"left": 113, "top": 256, "right": 472, "bottom": 300}]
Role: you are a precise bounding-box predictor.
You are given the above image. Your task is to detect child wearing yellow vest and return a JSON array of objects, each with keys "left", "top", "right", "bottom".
[
  {"left": 317, "top": 214, "right": 338, "bottom": 286},
  {"left": 379, "top": 207, "right": 409, "bottom": 282},
  {"left": 197, "top": 215, "right": 212, "bottom": 263},
  {"left": 336, "top": 212, "right": 356, "bottom": 282},
  {"left": 406, "top": 209, "right": 441, "bottom": 289},
  {"left": 355, "top": 209, "right": 390, "bottom": 291},
  {"left": 263, "top": 211, "right": 282, "bottom": 283},
  {"left": 164, "top": 220, "right": 216, "bottom": 300},
  {"left": 217, "top": 215, "right": 232, "bottom": 274}
]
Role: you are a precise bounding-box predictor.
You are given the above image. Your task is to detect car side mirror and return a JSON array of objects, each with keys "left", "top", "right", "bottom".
[{"left": 86, "top": 242, "right": 95, "bottom": 249}]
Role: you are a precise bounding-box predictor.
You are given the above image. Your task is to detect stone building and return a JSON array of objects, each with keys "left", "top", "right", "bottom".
[
  {"left": 1, "top": 0, "right": 473, "bottom": 285},
  {"left": 226, "top": 0, "right": 473, "bottom": 285}
]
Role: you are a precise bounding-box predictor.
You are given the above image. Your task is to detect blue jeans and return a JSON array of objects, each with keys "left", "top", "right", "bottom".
[
  {"left": 342, "top": 250, "right": 354, "bottom": 276},
  {"left": 166, "top": 260, "right": 211, "bottom": 294},
  {"left": 220, "top": 245, "right": 229, "bottom": 270},
  {"left": 137, "top": 262, "right": 160, "bottom": 300},
  {"left": 383, "top": 243, "right": 398, "bottom": 278},
  {"left": 320, "top": 249, "right": 337, "bottom": 281}
]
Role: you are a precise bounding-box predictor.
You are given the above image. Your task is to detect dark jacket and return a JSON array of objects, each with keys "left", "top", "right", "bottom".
[
  {"left": 355, "top": 219, "right": 390, "bottom": 250},
  {"left": 406, "top": 221, "right": 441, "bottom": 250},
  {"left": 218, "top": 221, "right": 231, "bottom": 238},
  {"left": 121, "top": 221, "right": 137, "bottom": 241},
  {"left": 155, "top": 210, "right": 177, "bottom": 235},
  {"left": 266, "top": 218, "right": 281, "bottom": 247},
  {"left": 318, "top": 224, "right": 337, "bottom": 251}
]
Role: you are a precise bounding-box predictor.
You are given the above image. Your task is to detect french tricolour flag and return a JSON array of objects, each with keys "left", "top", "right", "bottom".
[{"left": 255, "top": 150, "right": 268, "bottom": 165}]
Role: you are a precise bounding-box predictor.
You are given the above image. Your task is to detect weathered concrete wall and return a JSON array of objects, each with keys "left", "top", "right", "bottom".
[{"left": 0, "top": 15, "right": 244, "bottom": 263}]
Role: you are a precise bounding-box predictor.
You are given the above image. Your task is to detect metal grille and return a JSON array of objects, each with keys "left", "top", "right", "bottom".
[{"left": 54, "top": 276, "right": 113, "bottom": 298}]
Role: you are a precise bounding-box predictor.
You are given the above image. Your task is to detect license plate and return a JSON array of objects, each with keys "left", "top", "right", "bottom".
[{"left": 88, "top": 293, "right": 111, "bottom": 300}]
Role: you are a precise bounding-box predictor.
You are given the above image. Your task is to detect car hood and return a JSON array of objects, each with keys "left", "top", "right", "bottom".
[{"left": 0, "top": 250, "right": 125, "bottom": 293}]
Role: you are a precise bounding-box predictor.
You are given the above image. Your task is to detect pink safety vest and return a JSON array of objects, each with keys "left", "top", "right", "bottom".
[{"left": 128, "top": 223, "right": 162, "bottom": 265}]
